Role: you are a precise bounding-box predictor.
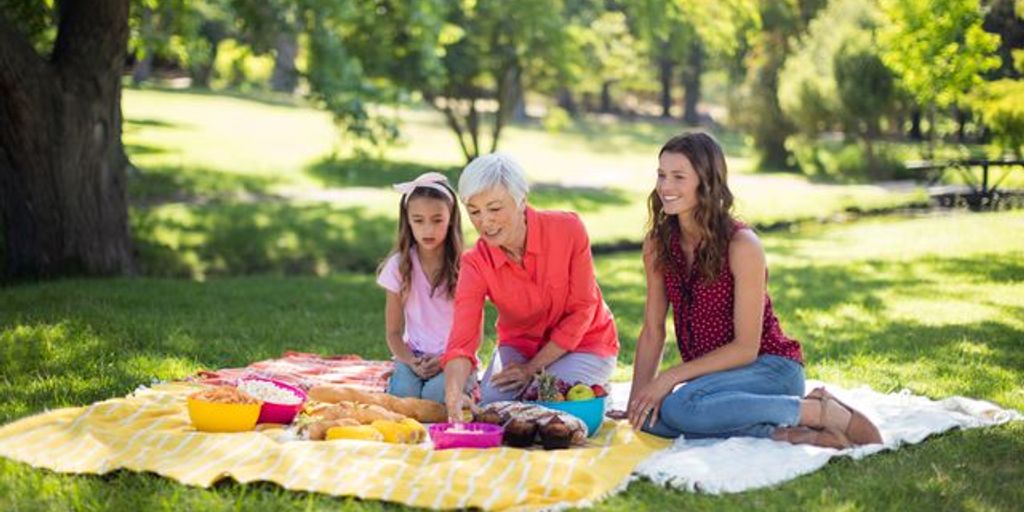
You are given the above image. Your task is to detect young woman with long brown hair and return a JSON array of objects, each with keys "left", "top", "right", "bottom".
[{"left": 626, "top": 133, "right": 882, "bottom": 448}]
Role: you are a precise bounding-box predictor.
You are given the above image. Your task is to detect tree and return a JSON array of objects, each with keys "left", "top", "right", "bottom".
[
  {"left": 880, "top": 0, "right": 1001, "bottom": 155},
  {"left": 372, "top": 0, "right": 573, "bottom": 162},
  {"left": 731, "top": 0, "right": 826, "bottom": 170},
  {"left": 0, "top": 1, "right": 134, "bottom": 278},
  {"left": 835, "top": 43, "right": 896, "bottom": 175}
]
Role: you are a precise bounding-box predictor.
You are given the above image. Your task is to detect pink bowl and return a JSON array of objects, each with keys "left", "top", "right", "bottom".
[
  {"left": 239, "top": 377, "right": 307, "bottom": 424},
  {"left": 429, "top": 422, "right": 503, "bottom": 450}
]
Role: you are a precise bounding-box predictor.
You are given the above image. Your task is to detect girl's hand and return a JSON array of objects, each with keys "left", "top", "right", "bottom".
[
  {"left": 627, "top": 374, "right": 675, "bottom": 431},
  {"left": 490, "top": 362, "right": 534, "bottom": 393},
  {"left": 416, "top": 356, "right": 441, "bottom": 379}
]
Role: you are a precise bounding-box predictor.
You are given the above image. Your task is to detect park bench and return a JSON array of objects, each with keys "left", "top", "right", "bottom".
[{"left": 905, "top": 158, "right": 1024, "bottom": 210}]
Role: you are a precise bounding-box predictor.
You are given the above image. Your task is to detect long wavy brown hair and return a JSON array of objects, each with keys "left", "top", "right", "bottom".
[
  {"left": 646, "top": 132, "right": 736, "bottom": 283},
  {"left": 381, "top": 181, "right": 462, "bottom": 299}
]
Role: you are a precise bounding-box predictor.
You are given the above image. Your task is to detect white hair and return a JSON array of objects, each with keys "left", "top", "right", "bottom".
[{"left": 458, "top": 152, "right": 530, "bottom": 207}]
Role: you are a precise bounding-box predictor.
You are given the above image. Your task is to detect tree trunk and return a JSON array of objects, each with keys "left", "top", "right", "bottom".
[
  {"left": 132, "top": 52, "right": 152, "bottom": 86},
  {"left": 556, "top": 87, "right": 577, "bottom": 116},
  {"left": 955, "top": 106, "right": 968, "bottom": 143},
  {"left": 131, "top": 5, "right": 153, "bottom": 85},
  {"left": 270, "top": 31, "right": 299, "bottom": 93},
  {"left": 658, "top": 55, "right": 673, "bottom": 118},
  {"left": 0, "top": 1, "right": 134, "bottom": 280},
  {"left": 909, "top": 107, "right": 923, "bottom": 140},
  {"left": 681, "top": 39, "right": 703, "bottom": 126},
  {"left": 599, "top": 81, "right": 613, "bottom": 113},
  {"left": 192, "top": 20, "right": 225, "bottom": 89}
]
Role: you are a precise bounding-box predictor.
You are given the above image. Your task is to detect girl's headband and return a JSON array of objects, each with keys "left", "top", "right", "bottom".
[{"left": 392, "top": 172, "right": 455, "bottom": 205}]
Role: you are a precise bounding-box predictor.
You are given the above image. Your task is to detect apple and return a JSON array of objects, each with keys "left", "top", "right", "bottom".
[
  {"left": 567, "top": 383, "right": 596, "bottom": 401},
  {"left": 590, "top": 384, "right": 608, "bottom": 398}
]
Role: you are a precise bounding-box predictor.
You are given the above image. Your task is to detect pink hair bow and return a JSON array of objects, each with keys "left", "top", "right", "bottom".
[{"left": 392, "top": 172, "right": 454, "bottom": 204}]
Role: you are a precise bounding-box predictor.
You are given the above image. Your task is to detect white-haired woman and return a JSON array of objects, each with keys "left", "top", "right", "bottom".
[{"left": 441, "top": 153, "right": 620, "bottom": 421}]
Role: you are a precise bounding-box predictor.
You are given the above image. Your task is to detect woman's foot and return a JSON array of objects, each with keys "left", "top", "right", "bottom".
[
  {"left": 804, "top": 387, "right": 883, "bottom": 446},
  {"left": 772, "top": 426, "right": 850, "bottom": 449}
]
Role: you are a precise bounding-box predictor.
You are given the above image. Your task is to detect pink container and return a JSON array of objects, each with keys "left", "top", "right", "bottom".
[
  {"left": 239, "top": 377, "right": 307, "bottom": 425},
  {"left": 429, "top": 422, "right": 504, "bottom": 450}
]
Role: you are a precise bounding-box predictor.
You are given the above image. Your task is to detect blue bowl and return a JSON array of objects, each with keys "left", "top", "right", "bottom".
[{"left": 530, "top": 396, "right": 606, "bottom": 437}]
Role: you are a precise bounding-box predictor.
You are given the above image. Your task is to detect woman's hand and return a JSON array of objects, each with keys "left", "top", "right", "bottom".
[
  {"left": 490, "top": 362, "right": 535, "bottom": 393},
  {"left": 445, "top": 392, "right": 475, "bottom": 423},
  {"left": 627, "top": 373, "right": 676, "bottom": 430}
]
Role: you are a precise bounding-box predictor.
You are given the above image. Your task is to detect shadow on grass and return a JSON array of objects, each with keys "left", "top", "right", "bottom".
[
  {"left": 305, "top": 157, "right": 461, "bottom": 188},
  {"left": 132, "top": 202, "right": 395, "bottom": 277},
  {"left": 124, "top": 117, "right": 180, "bottom": 130},
  {"left": 127, "top": 85, "right": 308, "bottom": 110},
  {"left": 529, "top": 183, "right": 633, "bottom": 213},
  {"left": 127, "top": 164, "right": 281, "bottom": 204}
]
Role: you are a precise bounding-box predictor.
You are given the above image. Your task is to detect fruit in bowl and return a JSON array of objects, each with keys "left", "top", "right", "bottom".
[
  {"left": 187, "top": 386, "right": 262, "bottom": 433},
  {"left": 522, "top": 372, "right": 610, "bottom": 437},
  {"left": 566, "top": 383, "right": 596, "bottom": 401}
]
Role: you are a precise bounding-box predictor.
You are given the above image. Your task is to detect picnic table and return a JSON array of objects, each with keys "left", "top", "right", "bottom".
[{"left": 905, "top": 158, "right": 1024, "bottom": 210}]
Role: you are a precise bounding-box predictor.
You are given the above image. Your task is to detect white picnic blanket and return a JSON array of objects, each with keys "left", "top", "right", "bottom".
[{"left": 608, "top": 380, "right": 1021, "bottom": 494}]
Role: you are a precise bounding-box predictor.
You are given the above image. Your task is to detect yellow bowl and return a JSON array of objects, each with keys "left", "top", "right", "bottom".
[{"left": 186, "top": 397, "right": 262, "bottom": 433}]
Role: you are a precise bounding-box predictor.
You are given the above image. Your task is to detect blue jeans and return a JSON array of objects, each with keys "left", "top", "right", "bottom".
[
  {"left": 387, "top": 361, "right": 448, "bottom": 404},
  {"left": 642, "top": 354, "right": 805, "bottom": 439}
]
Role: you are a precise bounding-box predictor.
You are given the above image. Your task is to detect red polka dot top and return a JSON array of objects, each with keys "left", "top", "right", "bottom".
[{"left": 663, "top": 224, "right": 803, "bottom": 365}]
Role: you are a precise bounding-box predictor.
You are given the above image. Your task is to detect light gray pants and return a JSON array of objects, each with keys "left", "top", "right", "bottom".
[{"left": 479, "top": 345, "right": 617, "bottom": 404}]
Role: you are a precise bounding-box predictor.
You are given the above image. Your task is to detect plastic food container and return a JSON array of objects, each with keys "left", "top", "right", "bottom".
[
  {"left": 239, "top": 377, "right": 308, "bottom": 425},
  {"left": 531, "top": 396, "right": 606, "bottom": 437},
  {"left": 428, "top": 422, "right": 504, "bottom": 450},
  {"left": 186, "top": 398, "right": 262, "bottom": 433}
]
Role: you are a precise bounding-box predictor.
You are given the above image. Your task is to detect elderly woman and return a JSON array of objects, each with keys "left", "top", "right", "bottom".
[{"left": 441, "top": 153, "right": 620, "bottom": 421}]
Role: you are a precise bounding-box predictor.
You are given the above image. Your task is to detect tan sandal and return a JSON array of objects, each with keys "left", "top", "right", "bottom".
[
  {"left": 772, "top": 426, "right": 851, "bottom": 449},
  {"left": 807, "top": 388, "right": 883, "bottom": 446}
]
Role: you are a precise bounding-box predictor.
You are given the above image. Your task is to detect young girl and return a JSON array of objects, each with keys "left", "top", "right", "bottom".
[
  {"left": 626, "top": 133, "right": 882, "bottom": 448},
  {"left": 378, "top": 172, "right": 463, "bottom": 404}
]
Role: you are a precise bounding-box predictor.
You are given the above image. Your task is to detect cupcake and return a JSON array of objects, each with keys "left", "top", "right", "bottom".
[
  {"left": 539, "top": 417, "right": 572, "bottom": 450},
  {"left": 502, "top": 418, "right": 538, "bottom": 448}
]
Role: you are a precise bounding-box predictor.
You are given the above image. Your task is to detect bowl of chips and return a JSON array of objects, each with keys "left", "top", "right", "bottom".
[
  {"left": 238, "top": 377, "right": 307, "bottom": 424},
  {"left": 187, "top": 385, "right": 262, "bottom": 433}
]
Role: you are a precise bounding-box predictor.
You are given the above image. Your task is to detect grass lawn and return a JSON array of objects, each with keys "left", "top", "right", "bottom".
[{"left": 2, "top": 211, "right": 1021, "bottom": 510}]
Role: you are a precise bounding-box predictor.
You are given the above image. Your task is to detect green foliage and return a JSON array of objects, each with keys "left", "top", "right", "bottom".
[
  {"left": 779, "top": 0, "right": 883, "bottom": 137},
  {"left": 567, "top": 9, "right": 650, "bottom": 98},
  {"left": 0, "top": 0, "right": 56, "bottom": 54},
  {"left": 541, "top": 106, "right": 573, "bottom": 133},
  {"left": 211, "top": 39, "right": 274, "bottom": 90},
  {"left": 731, "top": 0, "right": 827, "bottom": 170},
  {"left": 969, "top": 79, "right": 1024, "bottom": 157},
  {"left": 791, "top": 140, "right": 910, "bottom": 181},
  {"left": 880, "top": 0, "right": 1001, "bottom": 110},
  {"left": 834, "top": 43, "right": 895, "bottom": 136}
]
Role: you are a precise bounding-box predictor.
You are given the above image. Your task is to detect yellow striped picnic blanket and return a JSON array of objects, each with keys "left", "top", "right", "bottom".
[{"left": 0, "top": 383, "right": 670, "bottom": 511}]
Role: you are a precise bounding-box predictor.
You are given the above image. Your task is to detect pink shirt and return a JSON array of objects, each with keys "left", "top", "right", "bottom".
[
  {"left": 441, "top": 207, "right": 619, "bottom": 369},
  {"left": 377, "top": 247, "right": 455, "bottom": 356}
]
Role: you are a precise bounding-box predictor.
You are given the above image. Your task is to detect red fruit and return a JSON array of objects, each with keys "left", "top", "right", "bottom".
[{"left": 590, "top": 384, "right": 608, "bottom": 398}]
